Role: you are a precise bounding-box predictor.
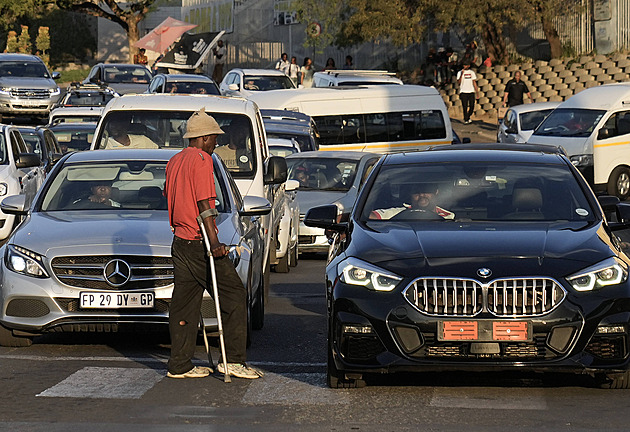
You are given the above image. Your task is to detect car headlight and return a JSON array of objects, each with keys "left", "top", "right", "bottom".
[
  {"left": 570, "top": 154, "right": 593, "bottom": 168},
  {"left": 0, "top": 183, "right": 7, "bottom": 196},
  {"left": 49, "top": 87, "right": 60, "bottom": 96},
  {"left": 566, "top": 257, "right": 628, "bottom": 291},
  {"left": 0, "top": 87, "right": 11, "bottom": 96},
  {"left": 5, "top": 245, "right": 49, "bottom": 278},
  {"left": 338, "top": 257, "right": 402, "bottom": 291}
]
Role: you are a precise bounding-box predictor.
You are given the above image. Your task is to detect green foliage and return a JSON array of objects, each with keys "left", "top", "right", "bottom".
[
  {"left": 17, "top": 25, "right": 32, "bottom": 54},
  {"left": 5, "top": 31, "right": 18, "bottom": 53},
  {"left": 36, "top": 26, "right": 50, "bottom": 53},
  {"left": 58, "top": 67, "right": 90, "bottom": 83}
]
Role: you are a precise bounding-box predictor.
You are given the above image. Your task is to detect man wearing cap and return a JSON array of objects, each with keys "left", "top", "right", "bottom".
[
  {"left": 164, "top": 108, "right": 262, "bottom": 380},
  {"left": 369, "top": 183, "right": 454, "bottom": 220}
]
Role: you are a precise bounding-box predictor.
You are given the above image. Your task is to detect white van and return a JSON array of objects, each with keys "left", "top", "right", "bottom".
[
  {"left": 312, "top": 70, "right": 403, "bottom": 87},
  {"left": 248, "top": 85, "right": 452, "bottom": 153},
  {"left": 527, "top": 83, "right": 630, "bottom": 199},
  {"left": 91, "top": 94, "right": 288, "bottom": 293}
]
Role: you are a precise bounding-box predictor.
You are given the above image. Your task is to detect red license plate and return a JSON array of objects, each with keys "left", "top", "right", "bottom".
[
  {"left": 493, "top": 321, "right": 528, "bottom": 341},
  {"left": 442, "top": 321, "right": 478, "bottom": 340}
]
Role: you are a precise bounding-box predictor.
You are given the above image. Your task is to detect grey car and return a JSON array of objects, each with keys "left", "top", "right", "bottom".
[
  {"left": 286, "top": 151, "right": 380, "bottom": 253},
  {"left": 0, "top": 53, "right": 61, "bottom": 120},
  {"left": 83, "top": 63, "right": 152, "bottom": 95},
  {"left": 0, "top": 149, "right": 270, "bottom": 347}
]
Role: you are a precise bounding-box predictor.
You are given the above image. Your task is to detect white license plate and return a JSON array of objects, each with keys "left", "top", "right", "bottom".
[{"left": 79, "top": 292, "right": 155, "bottom": 309}]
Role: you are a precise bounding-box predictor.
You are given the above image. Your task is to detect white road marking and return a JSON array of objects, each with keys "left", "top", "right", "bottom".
[
  {"left": 242, "top": 372, "right": 349, "bottom": 405},
  {"left": 37, "top": 366, "right": 164, "bottom": 399},
  {"left": 429, "top": 387, "right": 547, "bottom": 410}
]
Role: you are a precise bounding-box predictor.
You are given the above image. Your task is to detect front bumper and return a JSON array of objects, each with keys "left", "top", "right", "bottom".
[
  {"left": 0, "top": 95, "right": 58, "bottom": 116},
  {"left": 330, "top": 280, "right": 630, "bottom": 376}
]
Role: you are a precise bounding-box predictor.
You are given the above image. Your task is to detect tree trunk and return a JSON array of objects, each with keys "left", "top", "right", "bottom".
[
  {"left": 127, "top": 16, "right": 140, "bottom": 64},
  {"left": 541, "top": 14, "right": 562, "bottom": 59},
  {"left": 481, "top": 21, "right": 508, "bottom": 64}
]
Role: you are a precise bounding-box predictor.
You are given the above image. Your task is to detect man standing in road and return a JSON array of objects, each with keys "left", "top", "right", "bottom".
[
  {"left": 164, "top": 108, "right": 262, "bottom": 380},
  {"left": 457, "top": 61, "right": 479, "bottom": 124},
  {"left": 503, "top": 71, "right": 532, "bottom": 107},
  {"left": 212, "top": 40, "right": 226, "bottom": 83},
  {"left": 275, "top": 52, "right": 290, "bottom": 75}
]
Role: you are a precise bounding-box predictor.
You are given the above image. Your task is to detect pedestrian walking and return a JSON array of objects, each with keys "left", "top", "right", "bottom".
[
  {"left": 164, "top": 108, "right": 262, "bottom": 380},
  {"left": 300, "top": 57, "right": 314, "bottom": 88},
  {"left": 288, "top": 56, "right": 300, "bottom": 87},
  {"left": 457, "top": 61, "right": 479, "bottom": 124},
  {"left": 275, "top": 52, "right": 290, "bottom": 75},
  {"left": 503, "top": 71, "right": 532, "bottom": 107},
  {"left": 212, "top": 40, "right": 226, "bottom": 83}
]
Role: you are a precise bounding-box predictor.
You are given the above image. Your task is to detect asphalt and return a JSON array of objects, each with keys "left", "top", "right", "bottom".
[{"left": 451, "top": 112, "right": 500, "bottom": 144}]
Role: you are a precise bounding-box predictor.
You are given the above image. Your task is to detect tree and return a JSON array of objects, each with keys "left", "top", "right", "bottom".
[
  {"left": 5, "top": 31, "right": 18, "bottom": 53},
  {"left": 54, "top": 0, "right": 157, "bottom": 63},
  {"left": 523, "top": 0, "right": 582, "bottom": 59},
  {"left": 17, "top": 25, "right": 32, "bottom": 54},
  {"left": 36, "top": 26, "right": 51, "bottom": 66}
]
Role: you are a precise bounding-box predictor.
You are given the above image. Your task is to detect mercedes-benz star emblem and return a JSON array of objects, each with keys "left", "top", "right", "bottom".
[
  {"left": 477, "top": 267, "right": 492, "bottom": 278},
  {"left": 103, "top": 259, "right": 131, "bottom": 287}
]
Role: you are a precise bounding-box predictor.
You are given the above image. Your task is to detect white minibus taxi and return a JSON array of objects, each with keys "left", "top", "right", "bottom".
[
  {"left": 312, "top": 70, "right": 403, "bottom": 87},
  {"left": 527, "top": 83, "right": 630, "bottom": 199},
  {"left": 248, "top": 85, "right": 453, "bottom": 153}
]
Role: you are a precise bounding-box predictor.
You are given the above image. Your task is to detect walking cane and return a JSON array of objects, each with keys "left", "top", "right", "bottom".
[{"left": 197, "top": 215, "right": 231, "bottom": 383}]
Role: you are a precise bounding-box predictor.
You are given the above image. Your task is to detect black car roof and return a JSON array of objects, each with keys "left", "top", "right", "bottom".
[{"left": 385, "top": 144, "right": 568, "bottom": 165}]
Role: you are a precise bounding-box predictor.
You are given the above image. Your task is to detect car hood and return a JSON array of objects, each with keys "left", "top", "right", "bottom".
[
  {"left": 348, "top": 220, "right": 614, "bottom": 279},
  {"left": 0, "top": 76, "right": 56, "bottom": 89},
  {"left": 296, "top": 190, "right": 347, "bottom": 215},
  {"left": 526, "top": 135, "right": 589, "bottom": 156},
  {"left": 10, "top": 211, "right": 234, "bottom": 257}
]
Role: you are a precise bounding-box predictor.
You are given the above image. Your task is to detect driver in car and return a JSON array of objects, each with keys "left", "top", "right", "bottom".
[
  {"left": 369, "top": 182, "right": 454, "bottom": 220},
  {"left": 72, "top": 181, "right": 120, "bottom": 208}
]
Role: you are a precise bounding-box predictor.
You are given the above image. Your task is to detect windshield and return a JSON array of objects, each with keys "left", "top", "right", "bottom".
[
  {"left": 267, "top": 132, "right": 315, "bottom": 151},
  {"left": 269, "top": 145, "right": 298, "bottom": 158},
  {"left": 41, "top": 161, "right": 227, "bottom": 212},
  {"left": 360, "top": 162, "right": 594, "bottom": 223},
  {"left": 51, "top": 125, "right": 96, "bottom": 153},
  {"left": 103, "top": 66, "right": 151, "bottom": 84},
  {"left": 533, "top": 108, "right": 605, "bottom": 137},
  {"left": 165, "top": 82, "right": 220, "bottom": 95},
  {"left": 51, "top": 115, "right": 101, "bottom": 125},
  {"left": 0, "top": 61, "right": 49, "bottom": 78},
  {"left": 243, "top": 75, "right": 295, "bottom": 91},
  {"left": 286, "top": 157, "right": 358, "bottom": 191},
  {"left": 519, "top": 109, "right": 554, "bottom": 131},
  {"left": 96, "top": 111, "right": 256, "bottom": 178},
  {"left": 65, "top": 91, "right": 115, "bottom": 106}
]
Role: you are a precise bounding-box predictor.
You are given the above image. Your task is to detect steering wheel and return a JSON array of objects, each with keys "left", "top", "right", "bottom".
[
  {"left": 68, "top": 199, "right": 112, "bottom": 210},
  {"left": 391, "top": 209, "right": 443, "bottom": 220}
]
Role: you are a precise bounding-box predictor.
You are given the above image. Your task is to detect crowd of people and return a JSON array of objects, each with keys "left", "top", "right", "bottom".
[
  {"left": 274, "top": 52, "right": 355, "bottom": 87},
  {"left": 420, "top": 41, "right": 486, "bottom": 88}
]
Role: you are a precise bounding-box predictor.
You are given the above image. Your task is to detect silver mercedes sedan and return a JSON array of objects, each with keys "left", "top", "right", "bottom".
[{"left": 0, "top": 149, "right": 270, "bottom": 347}]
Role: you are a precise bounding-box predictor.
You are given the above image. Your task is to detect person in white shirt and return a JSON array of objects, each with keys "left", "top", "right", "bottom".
[
  {"left": 300, "top": 57, "right": 314, "bottom": 88},
  {"left": 456, "top": 61, "right": 480, "bottom": 124},
  {"left": 212, "top": 40, "right": 226, "bottom": 83},
  {"left": 104, "top": 119, "right": 158, "bottom": 149},
  {"left": 288, "top": 56, "right": 300, "bottom": 86},
  {"left": 275, "top": 53, "right": 290, "bottom": 75}
]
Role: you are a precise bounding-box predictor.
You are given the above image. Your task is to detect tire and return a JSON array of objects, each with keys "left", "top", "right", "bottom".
[
  {"left": 289, "top": 242, "right": 299, "bottom": 267},
  {"left": 607, "top": 166, "right": 630, "bottom": 201},
  {"left": 246, "top": 270, "right": 253, "bottom": 347},
  {"left": 0, "top": 323, "right": 33, "bottom": 347},
  {"left": 275, "top": 251, "right": 290, "bottom": 273},
  {"left": 327, "top": 328, "right": 366, "bottom": 389},
  {"left": 251, "top": 267, "right": 265, "bottom": 330},
  {"left": 599, "top": 371, "right": 630, "bottom": 389}
]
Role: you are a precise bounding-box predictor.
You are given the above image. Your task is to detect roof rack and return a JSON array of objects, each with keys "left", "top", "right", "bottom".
[{"left": 323, "top": 70, "right": 397, "bottom": 77}]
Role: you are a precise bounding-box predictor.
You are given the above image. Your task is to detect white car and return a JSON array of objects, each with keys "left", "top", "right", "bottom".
[
  {"left": 219, "top": 68, "right": 296, "bottom": 98},
  {"left": 497, "top": 101, "right": 560, "bottom": 144},
  {"left": 268, "top": 138, "right": 301, "bottom": 271},
  {"left": 312, "top": 70, "right": 402, "bottom": 87},
  {"left": 0, "top": 125, "right": 43, "bottom": 240}
]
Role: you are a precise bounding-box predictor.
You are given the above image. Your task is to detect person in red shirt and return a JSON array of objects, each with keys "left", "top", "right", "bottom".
[{"left": 164, "top": 108, "right": 262, "bottom": 380}]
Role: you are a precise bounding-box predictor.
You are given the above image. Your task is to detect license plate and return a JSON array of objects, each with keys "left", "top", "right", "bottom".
[
  {"left": 439, "top": 321, "right": 531, "bottom": 341},
  {"left": 492, "top": 321, "right": 529, "bottom": 341},
  {"left": 441, "top": 321, "right": 478, "bottom": 340},
  {"left": 79, "top": 292, "right": 155, "bottom": 309}
]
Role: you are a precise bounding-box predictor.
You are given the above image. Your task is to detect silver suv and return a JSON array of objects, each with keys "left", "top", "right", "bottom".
[{"left": 0, "top": 54, "right": 61, "bottom": 121}]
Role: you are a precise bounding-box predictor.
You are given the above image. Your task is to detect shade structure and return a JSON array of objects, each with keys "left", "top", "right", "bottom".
[{"left": 135, "top": 17, "right": 198, "bottom": 54}]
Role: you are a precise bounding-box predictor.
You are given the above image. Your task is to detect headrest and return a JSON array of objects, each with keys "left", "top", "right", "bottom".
[{"left": 512, "top": 188, "right": 542, "bottom": 211}]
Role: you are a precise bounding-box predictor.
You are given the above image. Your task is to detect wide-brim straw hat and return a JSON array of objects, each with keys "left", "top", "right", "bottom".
[{"left": 183, "top": 107, "right": 225, "bottom": 138}]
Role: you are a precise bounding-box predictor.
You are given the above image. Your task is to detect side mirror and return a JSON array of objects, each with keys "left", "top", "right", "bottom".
[
  {"left": 598, "top": 128, "right": 611, "bottom": 140},
  {"left": 16, "top": 153, "right": 41, "bottom": 169},
  {"left": 462, "top": 137, "right": 472, "bottom": 143},
  {"left": 239, "top": 195, "right": 272, "bottom": 216},
  {"left": 285, "top": 179, "right": 299, "bottom": 192},
  {"left": 228, "top": 83, "right": 239, "bottom": 91},
  {"left": 304, "top": 205, "right": 347, "bottom": 232},
  {"left": 1, "top": 195, "right": 27, "bottom": 215},
  {"left": 51, "top": 72, "right": 61, "bottom": 80},
  {"left": 264, "top": 156, "right": 288, "bottom": 185},
  {"left": 505, "top": 127, "right": 518, "bottom": 134},
  {"left": 50, "top": 152, "right": 63, "bottom": 165}
]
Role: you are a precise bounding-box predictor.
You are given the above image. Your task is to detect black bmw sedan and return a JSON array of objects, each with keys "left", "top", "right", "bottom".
[{"left": 305, "top": 143, "right": 630, "bottom": 388}]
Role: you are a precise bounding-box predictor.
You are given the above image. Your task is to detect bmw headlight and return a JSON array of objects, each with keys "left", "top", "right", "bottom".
[
  {"left": 338, "top": 257, "right": 402, "bottom": 291},
  {"left": 6, "top": 245, "right": 49, "bottom": 278},
  {"left": 566, "top": 257, "right": 628, "bottom": 292}
]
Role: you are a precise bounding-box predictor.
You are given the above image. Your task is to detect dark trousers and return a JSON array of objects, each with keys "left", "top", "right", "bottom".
[
  {"left": 168, "top": 236, "right": 247, "bottom": 374},
  {"left": 460, "top": 92, "right": 476, "bottom": 122}
]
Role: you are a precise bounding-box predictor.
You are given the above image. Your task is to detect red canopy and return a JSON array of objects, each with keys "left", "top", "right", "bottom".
[{"left": 135, "top": 17, "right": 198, "bottom": 54}]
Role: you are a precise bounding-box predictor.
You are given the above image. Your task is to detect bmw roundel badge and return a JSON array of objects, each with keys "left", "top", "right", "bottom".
[{"left": 477, "top": 268, "right": 492, "bottom": 278}]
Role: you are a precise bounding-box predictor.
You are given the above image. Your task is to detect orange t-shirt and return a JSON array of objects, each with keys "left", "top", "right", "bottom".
[{"left": 165, "top": 147, "right": 216, "bottom": 240}]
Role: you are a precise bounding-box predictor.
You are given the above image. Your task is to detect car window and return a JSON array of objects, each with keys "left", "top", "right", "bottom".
[
  {"left": 165, "top": 81, "right": 220, "bottom": 95},
  {"left": 534, "top": 108, "right": 605, "bottom": 138},
  {"left": 520, "top": 109, "right": 554, "bottom": 131},
  {"left": 0, "top": 60, "right": 49, "bottom": 78},
  {"left": 361, "top": 162, "right": 595, "bottom": 223},
  {"left": 11, "top": 130, "right": 28, "bottom": 155},
  {"left": 65, "top": 91, "right": 115, "bottom": 107},
  {"left": 41, "top": 161, "right": 168, "bottom": 211},
  {"left": 601, "top": 110, "right": 630, "bottom": 139},
  {"left": 51, "top": 126, "right": 96, "bottom": 153},
  {"left": 286, "top": 157, "right": 358, "bottom": 191},
  {"left": 0, "top": 134, "right": 7, "bottom": 165},
  {"left": 20, "top": 131, "right": 42, "bottom": 154},
  {"left": 243, "top": 75, "right": 295, "bottom": 91},
  {"left": 103, "top": 66, "right": 151, "bottom": 84}
]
